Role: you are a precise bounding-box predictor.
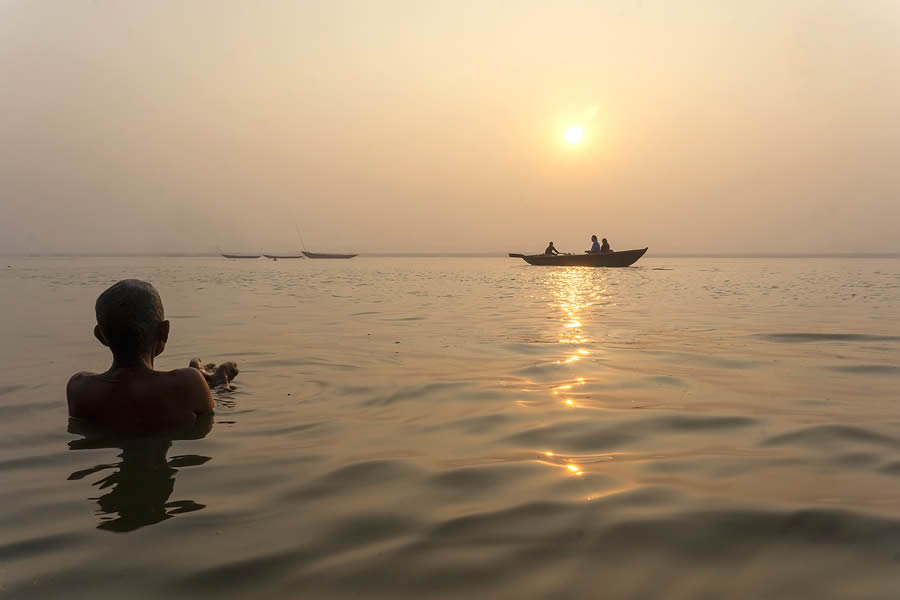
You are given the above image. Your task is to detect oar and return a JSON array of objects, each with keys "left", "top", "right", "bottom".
[{"left": 509, "top": 252, "right": 574, "bottom": 258}]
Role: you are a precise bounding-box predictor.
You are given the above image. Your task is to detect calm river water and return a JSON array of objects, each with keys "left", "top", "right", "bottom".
[{"left": 1, "top": 256, "right": 899, "bottom": 599}]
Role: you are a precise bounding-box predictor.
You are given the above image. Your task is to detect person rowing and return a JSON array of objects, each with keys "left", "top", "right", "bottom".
[{"left": 544, "top": 241, "right": 560, "bottom": 255}]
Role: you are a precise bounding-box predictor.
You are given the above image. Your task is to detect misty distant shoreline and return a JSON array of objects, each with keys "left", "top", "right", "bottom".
[{"left": 3, "top": 252, "right": 899, "bottom": 259}]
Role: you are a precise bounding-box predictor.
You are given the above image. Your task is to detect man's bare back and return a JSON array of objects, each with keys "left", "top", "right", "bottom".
[
  {"left": 67, "top": 362, "right": 237, "bottom": 431},
  {"left": 68, "top": 280, "right": 239, "bottom": 432}
]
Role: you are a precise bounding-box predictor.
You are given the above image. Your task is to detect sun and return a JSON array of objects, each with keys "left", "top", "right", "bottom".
[{"left": 564, "top": 125, "right": 584, "bottom": 145}]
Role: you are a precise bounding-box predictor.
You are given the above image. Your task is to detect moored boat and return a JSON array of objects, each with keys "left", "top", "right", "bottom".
[
  {"left": 221, "top": 253, "right": 261, "bottom": 259},
  {"left": 509, "top": 247, "right": 648, "bottom": 267},
  {"left": 263, "top": 254, "right": 304, "bottom": 259},
  {"left": 301, "top": 251, "right": 357, "bottom": 259}
]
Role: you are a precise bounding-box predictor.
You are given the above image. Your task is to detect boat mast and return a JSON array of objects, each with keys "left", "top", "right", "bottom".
[{"left": 294, "top": 224, "right": 307, "bottom": 251}]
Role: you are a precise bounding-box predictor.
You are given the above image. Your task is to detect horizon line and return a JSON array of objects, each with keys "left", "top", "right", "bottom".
[{"left": 2, "top": 251, "right": 899, "bottom": 259}]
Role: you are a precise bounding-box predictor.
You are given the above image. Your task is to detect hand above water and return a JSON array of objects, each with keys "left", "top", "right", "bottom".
[{"left": 189, "top": 358, "right": 239, "bottom": 390}]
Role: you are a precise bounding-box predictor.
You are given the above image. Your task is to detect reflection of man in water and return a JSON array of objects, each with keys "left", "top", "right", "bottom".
[{"left": 67, "top": 417, "right": 212, "bottom": 532}]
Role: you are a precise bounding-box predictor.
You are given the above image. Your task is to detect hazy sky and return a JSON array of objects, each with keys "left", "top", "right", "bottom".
[{"left": 1, "top": 0, "right": 899, "bottom": 254}]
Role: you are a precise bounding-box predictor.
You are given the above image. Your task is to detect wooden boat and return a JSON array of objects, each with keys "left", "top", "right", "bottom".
[
  {"left": 301, "top": 251, "right": 357, "bottom": 259},
  {"left": 263, "top": 254, "right": 304, "bottom": 259},
  {"left": 509, "top": 247, "right": 648, "bottom": 267},
  {"left": 221, "top": 253, "right": 261, "bottom": 259}
]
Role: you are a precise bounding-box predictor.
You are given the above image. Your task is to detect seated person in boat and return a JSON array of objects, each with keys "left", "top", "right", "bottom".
[
  {"left": 589, "top": 235, "right": 602, "bottom": 253},
  {"left": 544, "top": 241, "right": 560, "bottom": 255},
  {"left": 600, "top": 238, "right": 611, "bottom": 253},
  {"left": 67, "top": 279, "right": 238, "bottom": 431}
]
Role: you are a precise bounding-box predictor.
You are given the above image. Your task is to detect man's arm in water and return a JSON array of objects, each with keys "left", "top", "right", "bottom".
[
  {"left": 178, "top": 359, "right": 239, "bottom": 415},
  {"left": 189, "top": 359, "right": 239, "bottom": 389}
]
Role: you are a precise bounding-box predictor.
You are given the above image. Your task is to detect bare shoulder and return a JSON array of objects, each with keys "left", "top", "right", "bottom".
[
  {"left": 66, "top": 371, "right": 103, "bottom": 417},
  {"left": 66, "top": 371, "right": 99, "bottom": 398},
  {"left": 67, "top": 370, "right": 98, "bottom": 384},
  {"left": 164, "top": 367, "right": 210, "bottom": 392},
  {"left": 164, "top": 367, "right": 215, "bottom": 413}
]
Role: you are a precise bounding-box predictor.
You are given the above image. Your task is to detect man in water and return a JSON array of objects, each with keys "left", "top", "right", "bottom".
[
  {"left": 67, "top": 279, "right": 238, "bottom": 431},
  {"left": 544, "top": 241, "right": 560, "bottom": 255},
  {"left": 589, "top": 235, "right": 602, "bottom": 253}
]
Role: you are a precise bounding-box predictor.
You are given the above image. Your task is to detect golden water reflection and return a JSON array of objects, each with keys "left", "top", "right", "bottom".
[
  {"left": 536, "top": 269, "right": 616, "bottom": 479},
  {"left": 540, "top": 451, "right": 584, "bottom": 477},
  {"left": 549, "top": 267, "right": 611, "bottom": 345}
]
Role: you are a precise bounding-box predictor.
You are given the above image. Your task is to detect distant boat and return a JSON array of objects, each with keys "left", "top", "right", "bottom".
[
  {"left": 509, "top": 248, "right": 648, "bottom": 267},
  {"left": 221, "top": 253, "right": 261, "bottom": 259},
  {"left": 301, "top": 251, "right": 357, "bottom": 259},
  {"left": 263, "top": 254, "right": 304, "bottom": 259}
]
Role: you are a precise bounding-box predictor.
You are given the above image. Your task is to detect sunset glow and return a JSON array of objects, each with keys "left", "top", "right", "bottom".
[{"left": 564, "top": 125, "right": 584, "bottom": 145}]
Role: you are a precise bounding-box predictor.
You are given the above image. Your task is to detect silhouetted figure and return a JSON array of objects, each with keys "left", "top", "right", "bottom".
[
  {"left": 67, "top": 418, "right": 212, "bottom": 532},
  {"left": 589, "top": 234, "right": 602, "bottom": 253},
  {"left": 544, "top": 241, "right": 560, "bottom": 255},
  {"left": 600, "top": 238, "right": 611, "bottom": 253},
  {"left": 67, "top": 279, "right": 238, "bottom": 432}
]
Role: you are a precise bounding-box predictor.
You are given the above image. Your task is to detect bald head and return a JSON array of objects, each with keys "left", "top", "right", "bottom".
[{"left": 95, "top": 279, "right": 167, "bottom": 360}]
